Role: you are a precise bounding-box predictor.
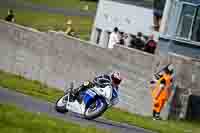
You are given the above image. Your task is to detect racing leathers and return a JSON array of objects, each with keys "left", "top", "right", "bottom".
[{"left": 93, "top": 74, "right": 119, "bottom": 106}]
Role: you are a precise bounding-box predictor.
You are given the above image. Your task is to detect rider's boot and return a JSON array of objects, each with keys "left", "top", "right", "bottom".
[
  {"left": 71, "top": 85, "right": 84, "bottom": 102},
  {"left": 77, "top": 94, "right": 83, "bottom": 104}
]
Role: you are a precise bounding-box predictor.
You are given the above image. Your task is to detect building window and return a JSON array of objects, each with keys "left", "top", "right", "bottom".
[
  {"left": 176, "top": 4, "right": 196, "bottom": 39},
  {"left": 191, "top": 8, "right": 200, "bottom": 42},
  {"left": 176, "top": 4, "right": 200, "bottom": 42}
]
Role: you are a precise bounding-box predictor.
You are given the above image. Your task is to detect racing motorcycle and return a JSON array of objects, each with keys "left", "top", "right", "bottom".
[{"left": 55, "top": 81, "right": 118, "bottom": 120}]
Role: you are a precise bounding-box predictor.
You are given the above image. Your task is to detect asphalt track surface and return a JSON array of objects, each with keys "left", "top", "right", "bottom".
[
  {"left": 0, "top": 0, "right": 95, "bottom": 17},
  {"left": 0, "top": 88, "right": 154, "bottom": 133}
]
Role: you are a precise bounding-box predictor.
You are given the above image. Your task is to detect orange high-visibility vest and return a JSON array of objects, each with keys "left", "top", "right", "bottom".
[{"left": 152, "top": 73, "right": 172, "bottom": 100}]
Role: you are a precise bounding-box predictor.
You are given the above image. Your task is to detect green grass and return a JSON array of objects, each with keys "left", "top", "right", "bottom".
[
  {"left": 0, "top": 8, "right": 93, "bottom": 40},
  {"left": 17, "top": 0, "right": 97, "bottom": 11},
  {"left": 0, "top": 70, "right": 200, "bottom": 133},
  {"left": 104, "top": 108, "right": 200, "bottom": 133},
  {"left": 0, "top": 70, "right": 63, "bottom": 102},
  {"left": 0, "top": 104, "right": 108, "bottom": 133}
]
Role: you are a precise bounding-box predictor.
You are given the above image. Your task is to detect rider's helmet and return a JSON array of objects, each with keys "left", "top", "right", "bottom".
[{"left": 111, "top": 72, "right": 122, "bottom": 86}]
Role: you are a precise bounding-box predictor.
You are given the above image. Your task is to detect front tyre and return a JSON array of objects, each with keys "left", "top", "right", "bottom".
[
  {"left": 84, "top": 98, "right": 107, "bottom": 120},
  {"left": 55, "top": 94, "right": 69, "bottom": 113}
]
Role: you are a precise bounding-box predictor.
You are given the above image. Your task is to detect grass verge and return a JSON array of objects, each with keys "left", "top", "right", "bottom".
[
  {"left": 17, "top": 0, "right": 97, "bottom": 11},
  {"left": 104, "top": 108, "right": 200, "bottom": 133},
  {"left": 0, "top": 104, "right": 108, "bottom": 133},
  {"left": 0, "top": 8, "right": 93, "bottom": 40},
  {"left": 0, "top": 70, "right": 63, "bottom": 102},
  {"left": 0, "top": 70, "right": 199, "bottom": 133}
]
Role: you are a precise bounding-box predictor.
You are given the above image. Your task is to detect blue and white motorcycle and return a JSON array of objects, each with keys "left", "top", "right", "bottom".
[{"left": 55, "top": 81, "right": 118, "bottom": 120}]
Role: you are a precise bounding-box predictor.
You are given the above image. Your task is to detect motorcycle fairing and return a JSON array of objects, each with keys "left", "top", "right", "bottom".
[{"left": 83, "top": 89, "right": 96, "bottom": 108}]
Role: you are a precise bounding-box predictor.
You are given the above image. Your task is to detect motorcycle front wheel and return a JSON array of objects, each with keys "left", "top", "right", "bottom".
[
  {"left": 84, "top": 98, "right": 107, "bottom": 120},
  {"left": 55, "top": 94, "right": 69, "bottom": 113}
]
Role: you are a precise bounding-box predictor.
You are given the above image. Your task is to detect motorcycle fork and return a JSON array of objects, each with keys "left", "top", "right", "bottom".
[{"left": 66, "top": 88, "right": 72, "bottom": 105}]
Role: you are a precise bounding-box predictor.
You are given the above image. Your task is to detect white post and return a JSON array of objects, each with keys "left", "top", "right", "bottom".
[
  {"left": 90, "top": 27, "right": 98, "bottom": 44},
  {"left": 99, "top": 30, "right": 109, "bottom": 48},
  {"left": 160, "top": 0, "right": 172, "bottom": 35}
]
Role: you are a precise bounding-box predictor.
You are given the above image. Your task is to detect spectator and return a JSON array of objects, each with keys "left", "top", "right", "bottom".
[
  {"left": 144, "top": 34, "right": 157, "bottom": 54},
  {"left": 124, "top": 33, "right": 130, "bottom": 47},
  {"left": 129, "top": 34, "right": 137, "bottom": 48},
  {"left": 119, "top": 32, "right": 125, "bottom": 45},
  {"left": 5, "top": 9, "right": 15, "bottom": 22},
  {"left": 65, "top": 19, "right": 76, "bottom": 37},
  {"left": 143, "top": 35, "right": 148, "bottom": 42},
  {"left": 134, "top": 32, "right": 145, "bottom": 50},
  {"left": 108, "top": 27, "right": 120, "bottom": 49}
]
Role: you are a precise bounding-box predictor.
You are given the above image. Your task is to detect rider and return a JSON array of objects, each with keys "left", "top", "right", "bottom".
[{"left": 74, "top": 72, "right": 122, "bottom": 105}]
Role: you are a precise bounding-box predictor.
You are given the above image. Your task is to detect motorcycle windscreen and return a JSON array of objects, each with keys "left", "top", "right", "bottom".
[{"left": 83, "top": 89, "right": 96, "bottom": 108}]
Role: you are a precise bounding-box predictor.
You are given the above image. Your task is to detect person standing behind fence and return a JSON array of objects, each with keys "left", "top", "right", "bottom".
[
  {"left": 144, "top": 34, "right": 157, "bottom": 54},
  {"left": 108, "top": 27, "right": 120, "bottom": 49},
  {"left": 135, "top": 32, "right": 145, "bottom": 50},
  {"left": 119, "top": 32, "right": 127, "bottom": 45},
  {"left": 129, "top": 34, "right": 137, "bottom": 48},
  {"left": 5, "top": 9, "right": 15, "bottom": 22}
]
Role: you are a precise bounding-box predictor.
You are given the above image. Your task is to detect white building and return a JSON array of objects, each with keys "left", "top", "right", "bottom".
[{"left": 90, "top": 0, "right": 155, "bottom": 48}]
